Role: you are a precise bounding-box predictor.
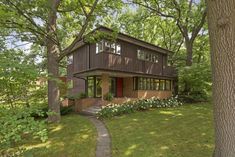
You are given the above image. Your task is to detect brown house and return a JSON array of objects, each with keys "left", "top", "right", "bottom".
[{"left": 66, "top": 26, "right": 177, "bottom": 108}]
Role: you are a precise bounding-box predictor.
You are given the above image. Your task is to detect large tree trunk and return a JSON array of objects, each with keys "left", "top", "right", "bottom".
[
  {"left": 46, "top": 0, "right": 61, "bottom": 123},
  {"left": 207, "top": 0, "right": 235, "bottom": 156},
  {"left": 185, "top": 40, "right": 193, "bottom": 66},
  {"left": 183, "top": 39, "right": 194, "bottom": 94}
]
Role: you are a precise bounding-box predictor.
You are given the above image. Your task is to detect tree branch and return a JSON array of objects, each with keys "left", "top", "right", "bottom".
[
  {"left": 59, "top": 0, "right": 99, "bottom": 61},
  {"left": 78, "top": 0, "right": 88, "bottom": 17},
  {"left": 191, "top": 7, "right": 207, "bottom": 42}
]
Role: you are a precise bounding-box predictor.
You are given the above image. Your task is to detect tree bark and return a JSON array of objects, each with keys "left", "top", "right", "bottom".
[
  {"left": 207, "top": 0, "right": 235, "bottom": 156},
  {"left": 185, "top": 40, "right": 193, "bottom": 66},
  {"left": 46, "top": 0, "right": 61, "bottom": 123}
]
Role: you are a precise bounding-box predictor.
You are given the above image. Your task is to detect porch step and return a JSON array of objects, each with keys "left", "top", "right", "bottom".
[{"left": 80, "top": 106, "right": 102, "bottom": 116}]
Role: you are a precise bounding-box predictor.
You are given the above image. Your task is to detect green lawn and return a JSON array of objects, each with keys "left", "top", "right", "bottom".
[
  {"left": 21, "top": 114, "right": 97, "bottom": 157},
  {"left": 104, "top": 103, "right": 214, "bottom": 157}
]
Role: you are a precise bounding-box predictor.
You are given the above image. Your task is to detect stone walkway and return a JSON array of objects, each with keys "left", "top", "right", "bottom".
[{"left": 85, "top": 116, "right": 112, "bottom": 157}]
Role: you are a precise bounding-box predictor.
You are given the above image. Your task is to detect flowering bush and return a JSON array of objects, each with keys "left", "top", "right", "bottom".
[{"left": 97, "top": 96, "right": 182, "bottom": 118}]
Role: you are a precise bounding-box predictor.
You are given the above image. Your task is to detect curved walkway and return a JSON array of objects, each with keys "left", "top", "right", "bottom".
[{"left": 85, "top": 116, "right": 111, "bottom": 157}]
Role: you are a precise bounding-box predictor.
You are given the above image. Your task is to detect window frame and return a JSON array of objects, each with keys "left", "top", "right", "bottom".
[
  {"left": 137, "top": 49, "right": 159, "bottom": 63},
  {"left": 96, "top": 40, "right": 121, "bottom": 55}
]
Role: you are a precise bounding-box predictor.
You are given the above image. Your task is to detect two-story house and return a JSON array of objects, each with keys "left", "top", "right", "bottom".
[{"left": 66, "top": 26, "right": 177, "bottom": 107}]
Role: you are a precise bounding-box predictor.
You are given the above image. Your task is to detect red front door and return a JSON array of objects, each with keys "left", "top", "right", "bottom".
[{"left": 116, "top": 78, "right": 123, "bottom": 97}]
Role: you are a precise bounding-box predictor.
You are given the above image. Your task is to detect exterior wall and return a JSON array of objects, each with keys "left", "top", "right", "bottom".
[
  {"left": 72, "top": 40, "right": 177, "bottom": 78},
  {"left": 67, "top": 50, "right": 86, "bottom": 95},
  {"left": 137, "top": 91, "right": 172, "bottom": 99},
  {"left": 123, "top": 77, "right": 138, "bottom": 97},
  {"left": 74, "top": 98, "right": 100, "bottom": 112},
  {"left": 122, "top": 77, "right": 172, "bottom": 99}
]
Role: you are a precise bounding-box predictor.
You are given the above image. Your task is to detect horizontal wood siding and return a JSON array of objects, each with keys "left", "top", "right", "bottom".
[{"left": 72, "top": 39, "right": 176, "bottom": 77}]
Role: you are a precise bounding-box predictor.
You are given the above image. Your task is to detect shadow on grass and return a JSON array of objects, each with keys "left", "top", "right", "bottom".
[
  {"left": 105, "top": 103, "right": 214, "bottom": 157},
  {"left": 20, "top": 114, "right": 96, "bottom": 157}
]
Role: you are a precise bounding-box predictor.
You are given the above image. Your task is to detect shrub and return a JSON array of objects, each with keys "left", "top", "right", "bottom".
[
  {"left": 97, "top": 96, "right": 182, "bottom": 118},
  {"left": 66, "top": 92, "right": 87, "bottom": 100},
  {"left": 60, "top": 105, "right": 74, "bottom": 115},
  {"left": 0, "top": 106, "right": 47, "bottom": 156},
  {"left": 104, "top": 92, "right": 114, "bottom": 101}
]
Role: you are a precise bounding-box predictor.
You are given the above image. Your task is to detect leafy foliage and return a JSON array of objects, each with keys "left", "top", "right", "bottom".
[
  {"left": 0, "top": 106, "right": 47, "bottom": 156},
  {"left": 97, "top": 97, "right": 182, "bottom": 118},
  {"left": 178, "top": 63, "right": 212, "bottom": 102},
  {"left": 104, "top": 92, "right": 114, "bottom": 101},
  {"left": 0, "top": 49, "right": 47, "bottom": 107}
]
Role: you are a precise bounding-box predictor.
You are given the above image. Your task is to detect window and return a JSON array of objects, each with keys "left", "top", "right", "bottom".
[
  {"left": 155, "top": 79, "right": 159, "bottom": 90},
  {"left": 95, "top": 77, "right": 102, "bottom": 97},
  {"left": 68, "top": 55, "right": 73, "bottom": 65},
  {"left": 159, "top": 80, "right": 165, "bottom": 90},
  {"left": 116, "top": 44, "right": 121, "bottom": 55},
  {"left": 96, "top": 40, "right": 103, "bottom": 54},
  {"left": 109, "top": 78, "right": 116, "bottom": 96},
  {"left": 167, "top": 55, "right": 172, "bottom": 66},
  {"left": 137, "top": 50, "right": 145, "bottom": 60},
  {"left": 137, "top": 49, "right": 158, "bottom": 63},
  {"left": 165, "top": 80, "right": 171, "bottom": 90},
  {"left": 87, "top": 77, "right": 94, "bottom": 97},
  {"left": 134, "top": 77, "right": 171, "bottom": 91},
  {"left": 96, "top": 40, "right": 121, "bottom": 55}
]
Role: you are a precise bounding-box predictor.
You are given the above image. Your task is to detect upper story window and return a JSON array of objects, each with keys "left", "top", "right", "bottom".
[
  {"left": 167, "top": 55, "right": 173, "bottom": 66},
  {"left": 67, "top": 55, "right": 73, "bottom": 65},
  {"left": 96, "top": 40, "right": 121, "bottom": 55},
  {"left": 137, "top": 49, "right": 158, "bottom": 63}
]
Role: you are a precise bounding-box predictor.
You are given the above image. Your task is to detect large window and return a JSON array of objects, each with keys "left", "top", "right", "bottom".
[
  {"left": 134, "top": 77, "right": 171, "bottom": 91},
  {"left": 96, "top": 40, "right": 121, "bottom": 55},
  {"left": 95, "top": 77, "right": 102, "bottom": 97},
  {"left": 109, "top": 78, "right": 116, "bottom": 96},
  {"left": 87, "top": 76, "right": 102, "bottom": 98},
  {"left": 87, "top": 77, "right": 94, "bottom": 97},
  {"left": 137, "top": 50, "right": 158, "bottom": 63}
]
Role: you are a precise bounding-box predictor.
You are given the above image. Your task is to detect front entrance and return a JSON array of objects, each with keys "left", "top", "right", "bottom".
[
  {"left": 116, "top": 78, "right": 123, "bottom": 97},
  {"left": 87, "top": 76, "right": 123, "bottom": 98}
]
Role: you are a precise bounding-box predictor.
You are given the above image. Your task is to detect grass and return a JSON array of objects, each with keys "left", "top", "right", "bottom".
[
  {"left": 104, "top": 103, "right": 214, "bottom": 157},
  {"left": 20, "top": 114, "right": 97, "bottom": 157}
]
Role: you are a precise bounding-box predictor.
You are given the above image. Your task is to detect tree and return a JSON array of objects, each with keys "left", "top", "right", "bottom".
[
  {"left": 0, "top": 0, "right": 122, "bottom": 122},
  {"left": 207, "top": 0, "right": 235, "bottom": 156},
  {"left": 130, "top": 0, "right": 207, "bottom": 66}
]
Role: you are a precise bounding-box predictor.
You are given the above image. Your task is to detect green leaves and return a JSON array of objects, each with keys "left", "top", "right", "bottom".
[{"left": 0, "top": 106, "right": 48, "bottom": 154}]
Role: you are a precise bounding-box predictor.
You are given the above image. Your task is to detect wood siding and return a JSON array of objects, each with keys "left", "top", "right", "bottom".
[{"left": 72, "top": 39, "right": 177, "bottom": 77}]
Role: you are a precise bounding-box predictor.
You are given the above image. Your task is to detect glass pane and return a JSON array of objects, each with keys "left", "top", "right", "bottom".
[
  {"left": 155, "top": 79, "right": 159, "bottom": 90},
  {"left": 116, "top": 44, "right": 121, "bottom": 54},
  {"left": 137, "top": 50, "right": 145, "bottom": 60},
  {"left": 155, "top": 55, "right": 159, "bottom": 63},
  {"left": 138, "top": 77, "right": 143, "bottom": 90},
  {"left": 151, "top": 79, "right": 154, "bottom": 90},
  {"left": 145, "top": 53, "right": 150, "bottom": 61},
  {"left": 88, "top": 77, "right": 94, "bottom": 97},
  {"left": 143, "top": 78, "right": 146, "bottom": 90},
  {"left": 95, "top": 77, "right": 102, "bottom": 97},
  {"left": 159, "top": 80, "right": 165, "bottom": 90},
  {"left": 146, "top": 78, "right": 150, "bottom": 90},
  {"left": 104, "top": 41, "right": 110, "bottom": 52},
  {"left": 110, "top": 43, "right": 115, "bottom": 53},
  {"left": 165, "top": 80, "right": 171, "bottom": 90},
  {"left": 109, "top": 78, "right": 116, "bottom": 96}
]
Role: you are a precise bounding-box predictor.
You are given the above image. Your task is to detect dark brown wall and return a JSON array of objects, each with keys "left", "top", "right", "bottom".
[{"left": 72, "top": 39, "right": 176, "bottom": 77}]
